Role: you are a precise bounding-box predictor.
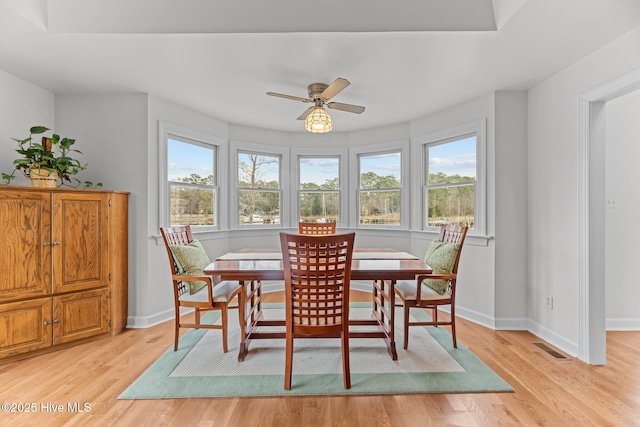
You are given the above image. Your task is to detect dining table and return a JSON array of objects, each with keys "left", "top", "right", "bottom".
[{"left": 203, "top": 248, "right": 432, "bottom": 362}]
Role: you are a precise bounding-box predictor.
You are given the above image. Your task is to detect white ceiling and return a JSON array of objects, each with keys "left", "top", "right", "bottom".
[{"left": 1, "top": 0, "right": 639, "bottom": 133}]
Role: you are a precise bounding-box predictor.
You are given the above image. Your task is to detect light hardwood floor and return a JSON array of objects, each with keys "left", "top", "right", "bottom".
[{"left": 1, "top": 290, "right": 639, "bottom": 426}]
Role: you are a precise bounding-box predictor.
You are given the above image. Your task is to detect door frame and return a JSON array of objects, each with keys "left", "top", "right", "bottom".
[{"left": 577, "top": 68, "right": 640, "bottom": 364}]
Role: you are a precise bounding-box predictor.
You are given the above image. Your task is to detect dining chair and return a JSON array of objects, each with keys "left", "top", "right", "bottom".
[
  {"left": 394, "top": 224, "right": 468, "bottom": 349},
  {"left": 298, "top": 221, "right": 337, "bottom": 235},
  {"left": 280, "top": 231, "right": 356, "bottom": 390},
  {"left": 160, "top": 226, "right": 243, "bottom": 353}
]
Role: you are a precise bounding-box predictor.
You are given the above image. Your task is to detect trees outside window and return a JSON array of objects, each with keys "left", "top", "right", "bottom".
[
  {"left": 161, "top": 124, "right": 484, "bottom": 234},
  {"left": 237, "top": 152, "right": 281, "bottom": 225},
  {"left": 298, "top": 157, "right": 340, "bottom": 224},
  {"left": 424, "top": 134, "right": 477, "bottom": 230},
  {"left": 358, "top": 152, "right": 401, "bottom": 225}
]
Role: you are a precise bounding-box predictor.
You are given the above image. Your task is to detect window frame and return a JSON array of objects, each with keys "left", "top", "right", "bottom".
[
  {"left": 230, "top": 140, "right": 290, "bottom": 229},
  {"left": 158, "top": 121, "right": 227, "bottom": 232},
  {"left": 415, "top": 119, "right": 486, "bottom": 236},
  {"left": 349, "top": 140, "right": 410, "bottom": 229},
  {"left": 291, "top": 147, "right": 348, "bottom": 226}
]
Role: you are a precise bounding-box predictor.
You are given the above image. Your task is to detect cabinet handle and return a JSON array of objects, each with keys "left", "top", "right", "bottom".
[
  {"left": 43, "top": 241, "right": 50, "bottom": 246},
  {"left": 53, "top": 319, "right": 60, "bottom": 324},
  {"left": 44, "top": 320, "right": 50, "bottom": 326},
  {"left": 52, "top": 241, "right": 61, "bottom": 246}
]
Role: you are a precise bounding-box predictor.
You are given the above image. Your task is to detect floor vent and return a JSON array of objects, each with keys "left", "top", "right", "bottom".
[{"left": 533, "top": 342, "right": 568, "bottom": 360}]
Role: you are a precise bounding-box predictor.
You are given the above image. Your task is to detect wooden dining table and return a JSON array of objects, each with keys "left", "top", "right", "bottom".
[{"left": 203, "top": 248, "right": 432, "bottom": 362}]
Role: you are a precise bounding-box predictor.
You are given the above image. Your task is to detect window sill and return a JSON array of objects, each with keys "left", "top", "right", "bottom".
[
  {"left": 153, "top": 227, "right": 492, "bottom": 247},
  {"left": 410, "top": 230, "right": 492, "bottom": 246}
]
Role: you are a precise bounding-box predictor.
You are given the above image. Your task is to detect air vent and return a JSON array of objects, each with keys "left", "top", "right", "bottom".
[{"left": 533, "top": 342, "right": 568, "bottom": 360}]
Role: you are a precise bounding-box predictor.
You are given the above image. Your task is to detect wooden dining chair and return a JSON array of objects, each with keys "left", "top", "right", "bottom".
[
  {"left": 394, "top": 224, "right": 468, "bottom": 349},
  {"left": 298, "top": 221, "right": 337, "bottom": 235},
  {"left": 160, "top": 226, "right": 243, "bottom": 353},
  {"left": 280, "top": 231, "right": 356, "bottom": 390}
]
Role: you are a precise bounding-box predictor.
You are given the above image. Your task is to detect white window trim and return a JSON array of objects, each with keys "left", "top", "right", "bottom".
[
  {"left": 349, "top": 140, "right": 410, "bottom": 229},
  {"left": 291, "top": 147, "right": 348, "bottom": 227},
  {"left": 230, "top": 140, "right": 290, "bottom": 229},
  {"left": 414, "top": 118, "right": 486, "bottom": 236},
  {"left": 158, "top": 121, "right": 228, "bottom": 231}
]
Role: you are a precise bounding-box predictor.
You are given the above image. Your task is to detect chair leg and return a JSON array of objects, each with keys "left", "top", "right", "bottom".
[
  {"left": 237, "top": 288, "right": 246, "bottom": 338},
  {"left": 342, "top": 330, "right": 351, "bottom": 389},
  {"left": 174, "top": 310, "right": 180, "bottom": 351},
  {"left": 450, "top": 305, "right": 457, "bottom": 348},
  {"left": 221, "top": 306, "right": 229, "bottom": 353},
  {"left": 284, "top": 335, "right": 293, "bottom": 390},
  {"left": 403, "top": 304, "right": 411, "bottom": 350},
  {"left": 433, "top": 307, "right": 438, "bottom": 325}
]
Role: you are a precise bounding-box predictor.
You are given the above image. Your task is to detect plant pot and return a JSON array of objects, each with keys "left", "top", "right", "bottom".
[{"left": 30, "top": 169, "right": 58, "bottom": 188}]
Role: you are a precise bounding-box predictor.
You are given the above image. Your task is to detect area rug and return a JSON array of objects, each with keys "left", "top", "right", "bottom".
[{"left": 119, "top": 303, "right": 513, "bottom": 398}]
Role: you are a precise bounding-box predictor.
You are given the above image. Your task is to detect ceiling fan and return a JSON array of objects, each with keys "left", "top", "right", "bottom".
[{"left": 266, "top": 78, "right": 365, "bottom": 133}]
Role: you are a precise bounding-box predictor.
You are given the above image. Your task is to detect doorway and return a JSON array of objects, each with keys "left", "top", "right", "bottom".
[{"left": 578, "top": 68, "right": 640, "bottom": 364}]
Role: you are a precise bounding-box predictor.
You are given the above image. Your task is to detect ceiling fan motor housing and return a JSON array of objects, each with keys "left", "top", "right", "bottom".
[{"left": 308, "top": 83, "right": 328, "bottom": 100}]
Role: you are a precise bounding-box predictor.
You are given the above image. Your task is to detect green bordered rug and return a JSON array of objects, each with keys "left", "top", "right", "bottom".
[{"left": 119, "top": 303, "right": 513, "bottom": 398}]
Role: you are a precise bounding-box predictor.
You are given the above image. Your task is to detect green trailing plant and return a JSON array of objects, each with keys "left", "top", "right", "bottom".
[{"left": 1, "top": 126, "right": 101, "bottom": 188}]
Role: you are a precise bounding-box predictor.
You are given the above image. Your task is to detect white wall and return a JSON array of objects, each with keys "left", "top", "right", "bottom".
[
  {"left": 143, "top": 95, "right": 232, "bottom": 326},
  {"left": 7, "top": 25, "right": 637, "bottom": 358},
  {"left": 0, "top": 69, "right": 54, "bottom": 186},
  {"left": 494, "top": 92, "right": 528, "bottom": 325},
  {"left": 409, "top": 93, "right": 500, "bottom": 328},
  {"left": 126, "top": 91, "right": 507, "bottom": 327},
  {"left": 527, "top": 25, "right": 640, "bottom": 354},
  {"left": 55, "top": 94, "right": 149, "bottom": 321},
  {"left": 113, "top": 88, "right": 513, "bottom": 330},
  {"left": 0, "top": 66, "right": 520, "bottom": 334},
  {"left": 605, "top": 89, "right": 640, "bottom": 330}
]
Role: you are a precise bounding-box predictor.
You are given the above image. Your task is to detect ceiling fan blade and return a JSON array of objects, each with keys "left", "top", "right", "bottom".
[
  {"left": 326, "top": 102, "right": 366, "bottom": 114},
  {"left": 297, "top": 106, "right": 315, "bottom": 120},
  {"left": 320, "top": 78, "right": 350, "bottom": 101},
  {"left": 266, "top": 92, "right": 311, "bottom": 103}
]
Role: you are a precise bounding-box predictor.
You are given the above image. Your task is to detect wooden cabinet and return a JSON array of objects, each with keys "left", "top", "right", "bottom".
[{"left": 0, "top": 187, "right": 128, "bottom": 362}]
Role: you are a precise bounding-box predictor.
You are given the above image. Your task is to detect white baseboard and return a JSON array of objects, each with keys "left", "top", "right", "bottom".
[
  {"left": 127, "top": 307, "right": 193, "bottom": 329},
  {"left": 606, "top": 318, "right": 640, "bottom": 331},
  {"left": 493, "top": 316, "right": 529, "bottom": 330},
  {"left": 451, "top": 306, "right": 496, "bottom": 330}
]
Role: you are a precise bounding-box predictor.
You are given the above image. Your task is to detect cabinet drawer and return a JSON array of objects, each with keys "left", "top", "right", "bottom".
[
  {"left": 0, "top": 298, "right": 52, "bottom": 358},
  {"left": 53, "top": 288, "right": 110, "bottom": 345}
]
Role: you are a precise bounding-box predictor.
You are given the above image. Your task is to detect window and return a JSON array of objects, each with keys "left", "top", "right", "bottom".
[
  {"left": 237, "top": 151, "right": 281, "bottom": 225},
  {"left": 159, "top": 122, "right": 225, "bottom": 231},
  {"left": 298, "top": 156, "right": 340, "bottom": 224},
  {"left": 418, "top": 119, "right": 486, "bottom": 234},
  {"left": 167, "top": 138, "right": 217, "bottom": 227},
  {"left": 358, "top": 150, "right": 402, "bottom": 226}
]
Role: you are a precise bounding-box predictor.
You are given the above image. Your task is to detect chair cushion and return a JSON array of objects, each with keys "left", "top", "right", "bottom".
[
  {"left": 170, "top": 239, "right": 211, "bottom": 294},
  {"left": 395, "top": 279, "right": 451, "bottom": 302},
  {"left": 178, "top": 280, "right": 242, "bottom": 304},
  {"left": 423, "top": 240, "right": 460, "bottom": 295}
]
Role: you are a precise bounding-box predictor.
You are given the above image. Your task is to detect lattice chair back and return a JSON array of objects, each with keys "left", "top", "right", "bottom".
[{"left": 298, "top": 222, "right": 337, "bottom": 235}]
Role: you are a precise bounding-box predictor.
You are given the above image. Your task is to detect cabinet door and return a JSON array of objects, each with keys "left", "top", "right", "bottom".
[
  {"left": 53, "top": 288, "right": 110, "bottom": 345},
  {"left": 51, "top": 193, "right": 109, "bottom": 294},
  {"left": 0, "top": 298, "right": 52, "bottom": 358},
  {"left": 0, "top": 191, "right": 51, "bottom": 302}
]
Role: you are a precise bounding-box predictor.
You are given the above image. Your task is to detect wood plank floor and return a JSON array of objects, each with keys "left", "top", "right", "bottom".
[{"left": 1, "top": 290, "right": 639, "bottom": 426}]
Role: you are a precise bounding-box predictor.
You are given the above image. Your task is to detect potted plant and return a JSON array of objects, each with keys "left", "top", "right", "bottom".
[{"left": 1, "top": 126, "right": 100, "bottom": 188}]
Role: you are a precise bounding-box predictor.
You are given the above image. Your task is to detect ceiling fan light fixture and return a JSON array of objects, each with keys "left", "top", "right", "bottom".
[{"left": 305, "top": 107, "right": 333, "bottom": 133}]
